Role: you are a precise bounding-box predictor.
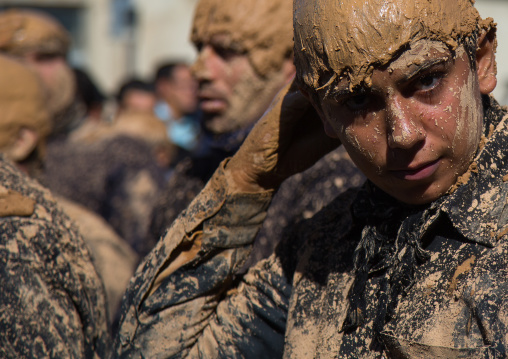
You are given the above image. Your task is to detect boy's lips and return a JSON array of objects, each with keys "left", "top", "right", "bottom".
[{"left": 389, "top": 158, "right": 441, "bottom": 180}]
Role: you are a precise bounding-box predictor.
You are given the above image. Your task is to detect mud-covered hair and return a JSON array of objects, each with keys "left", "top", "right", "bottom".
[
  {"left": 0, "top": 9, "right": 70, "bottom": 57},
  {"left": 192, "top": 0, "right": 293, "bottom": 77},
  {"left": 293, "top": 0, "right": 495, "bottom": 95}
]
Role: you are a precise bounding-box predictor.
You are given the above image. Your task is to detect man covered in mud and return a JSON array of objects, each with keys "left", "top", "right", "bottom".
[
  {"left": 113, "top": 0, "right": 507, "bottom": 357},
  {"left": 0, "top": 55, "right": 109, "bottom": 357},
  {"left": 149, "top": 0, "right": 363, "bottom": 262}
]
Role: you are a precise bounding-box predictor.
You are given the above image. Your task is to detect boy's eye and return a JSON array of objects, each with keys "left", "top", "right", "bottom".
[
  {"left": 414, "top": 73, "right": 442, "bottom": 92},
  {"left": 345, "top": 94, "right": 371, "bottom": 111}
]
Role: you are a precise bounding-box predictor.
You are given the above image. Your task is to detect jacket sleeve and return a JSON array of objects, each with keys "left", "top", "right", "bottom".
[
  {"left": 0, "top": 217, "right": 109, "bottom": 359},
  {"left": 113, "top": 160, "right": 292, "bottom": 358}
]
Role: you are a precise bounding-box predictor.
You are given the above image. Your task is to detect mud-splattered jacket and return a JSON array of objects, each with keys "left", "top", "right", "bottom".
[
  {"left": 0, "top": 156, "right": 109, "bottom": 358},
  {"left": 113, "top": 96, "right": 508, "bottom": 358}
]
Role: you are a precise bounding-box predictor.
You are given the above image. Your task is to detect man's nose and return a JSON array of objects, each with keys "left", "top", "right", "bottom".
[
  {"left": 191, "top": 46, "right": 213, "bottom": 82},
  {"left": 386, "top": 96, "right": 426, "bottom": 149}
]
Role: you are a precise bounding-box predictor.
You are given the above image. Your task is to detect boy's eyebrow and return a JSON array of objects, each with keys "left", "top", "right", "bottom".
[
  {"left": 398, "top": 56, "right": 451, "bottom": 83},
  {"left": 321, "top": 55, "right": 450, "bottom": 99},
  {"left": 326, "top": 85, "right": 369, "bottom": 99}
]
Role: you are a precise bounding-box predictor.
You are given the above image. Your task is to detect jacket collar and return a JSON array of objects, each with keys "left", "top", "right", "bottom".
[{"left": 441, "top": 96, "right": 508, "bottom": 248}]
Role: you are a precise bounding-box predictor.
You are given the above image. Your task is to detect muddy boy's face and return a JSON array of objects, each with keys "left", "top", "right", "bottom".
[
  {"left": 316, "top": 40, "right": 487, "bottom": 205},
  {"left": 294, "top": 0, "right": 497, "bottom": 204}
]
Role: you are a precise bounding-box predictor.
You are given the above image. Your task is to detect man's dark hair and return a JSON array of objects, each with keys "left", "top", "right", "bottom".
[
  {"left": 154, "top": 62, "right": 188, "bottom": 83},
  {"left": 116, "top": 78, "right": 155, "bottom": 106},
  {"left": 74, "top": 68, "right": 105, "bottom": 114}
]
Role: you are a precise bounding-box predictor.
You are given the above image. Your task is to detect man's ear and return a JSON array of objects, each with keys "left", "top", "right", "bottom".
[
  {"left": 476, "top": 28, "right": 497, "bottom": 95},
  {"left": 6, "top": 127, "right": 39, "bottom": 162},
  {"left": 298, "top": 86, "right": 339, "bottom": 139},
  {"left": 281, "top": 59, "right": 297, "bottom": 84}
]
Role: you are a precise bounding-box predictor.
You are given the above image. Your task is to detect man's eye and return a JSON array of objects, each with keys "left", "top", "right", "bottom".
[
  {"left": 345, "top": 94, "right": 370, "bottom": 111},
  {"left": 34, "top": 53, "right": 62, "bottom": 62},
  {"left": 214, "top": 46, "right": 239, "bottom": 60},
  {"left": 194, "top": 42, "right": 203, "bottom": 52}
]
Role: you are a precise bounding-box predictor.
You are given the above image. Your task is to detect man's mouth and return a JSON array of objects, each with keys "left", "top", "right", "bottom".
[
  {"left": 389, "top": 158, "right": 441, "bottom": 181},
  {"left": 198, "top": 92, "right": 227, "bottom": 113},
  {"left": 199, "top": 98, "right": 227, "bottom": 113}
]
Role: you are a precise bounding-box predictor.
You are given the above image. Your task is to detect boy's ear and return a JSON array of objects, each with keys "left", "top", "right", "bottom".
[{"left": 476, "top": 28, "right": 497, "bottom": 95}]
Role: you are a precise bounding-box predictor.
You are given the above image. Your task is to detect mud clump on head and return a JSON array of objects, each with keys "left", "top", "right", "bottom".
[
  {"left": 0, "top": 9, "right": 70, "bottom": 57},
  {"left": 0, "top": 9, "right": 75, "bottom": 118},
  {"left": 0, "top": 55, "right": 50, "bottom": 156},
  {"left": 293, "top": 0, "right": 494, "bottom": 93},
  {"left": 191, "top": 0, "right": 293, "bottom": 77}
]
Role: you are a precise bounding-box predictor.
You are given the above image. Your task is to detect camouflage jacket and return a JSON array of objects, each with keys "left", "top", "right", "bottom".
[
  {"left": 114, "top": 97, "right": 508, "bottom": 358},
  {"left": 0, "top": 156, "right": 109, "bottom": 358}
]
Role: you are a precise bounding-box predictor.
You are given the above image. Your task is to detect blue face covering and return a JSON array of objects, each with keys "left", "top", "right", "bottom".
[
  {"left": 154, "top": 101, "right": 171, "bottom": 122},
  {"left": 155, "top": 101, "right": 201, "bottom": 151},
  {"left": 169, "top": 116, "right": 200, "bottom": 151}
]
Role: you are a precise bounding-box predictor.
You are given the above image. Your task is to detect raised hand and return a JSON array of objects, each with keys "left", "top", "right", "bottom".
[{"left": 226, "top": 79, "right": 341, "bottom": 193}]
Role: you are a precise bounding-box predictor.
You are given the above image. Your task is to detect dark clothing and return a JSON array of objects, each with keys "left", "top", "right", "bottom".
[
  {"left": 248, "top": 146, "right": 364, "bottom": 267},
  {"left": 0, "top": 156, "right": 109, "bottom": 358},
  {"left": 43, "top": 135, "right": 165, "bottom": 256},
  {"left": 113, "top": 96, "right": 508, "bottom": 358}
]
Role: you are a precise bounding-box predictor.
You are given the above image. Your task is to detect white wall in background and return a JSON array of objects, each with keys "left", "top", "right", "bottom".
[{"left": 476, "top": 0, "right": 508, "bottom": 104}]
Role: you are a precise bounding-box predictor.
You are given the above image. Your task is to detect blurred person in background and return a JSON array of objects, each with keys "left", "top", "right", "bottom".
[
  {"left": 117, "top": 78, "right": 157, "bottom": 114},
  {"left": 147, "top": 0, "right": 363, "bottom": 265},
  {"left": 0, "top": 8, "right": 165, "bottom": 256},
  {"left": 67, "top": 67, "right": 108, "bottom": 144},
  {"left": 82, "top": 80, "right": 176, "bottom": 178},
  {"left": 154, "top": 62, "right": 201, "bottom": 156},
  {"left": 0, "top": 8, "right": 81, "bottom": 139},
  {"left": 74, "top": 68, "right": 106, "bottom": 123},
  {"left": 0, "top": 54, "right": 109, "bottom": 358}
]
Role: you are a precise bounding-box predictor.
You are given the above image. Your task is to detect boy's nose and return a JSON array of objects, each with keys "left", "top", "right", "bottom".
[{"left": 386, "top": 96, "right": 426, "bottom": 149}]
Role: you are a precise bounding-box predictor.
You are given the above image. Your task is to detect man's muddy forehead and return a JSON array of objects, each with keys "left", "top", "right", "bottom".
[
  {"left": 192, "top": 0, "right": 293, "bottom": 77},
  {"left": 192, "top": 0, "right": 291, "bottom": 46}
]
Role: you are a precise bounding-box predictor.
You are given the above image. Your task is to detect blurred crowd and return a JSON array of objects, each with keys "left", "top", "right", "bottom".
[{"left": 0, "top": 6, "right": 206, "bottom": 345}]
